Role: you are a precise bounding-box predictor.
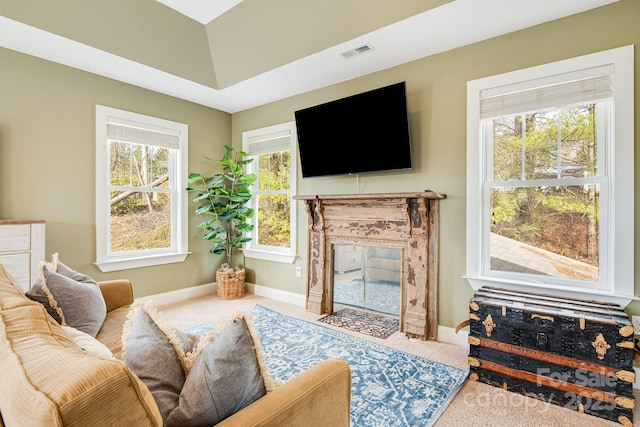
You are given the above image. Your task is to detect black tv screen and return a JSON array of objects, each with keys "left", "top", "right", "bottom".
[{"left": 294, "top": 82, "right": 412, "bottom": 178}]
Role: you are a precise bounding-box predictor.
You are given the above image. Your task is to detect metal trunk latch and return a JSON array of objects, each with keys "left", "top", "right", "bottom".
[{"left": 536, "top": 332, "right": 549, "bottom": 349}]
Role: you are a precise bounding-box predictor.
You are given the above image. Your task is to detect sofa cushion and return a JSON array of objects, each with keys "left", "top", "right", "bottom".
[
  {"left": 36, "top": 253, "right": 107, "bottom": 337},
  {"left": 0, "top": 265, "right": 163, "bottom": 426},
  {"left": 122, "top": 302, "right": 199, "bottom": 423},
  {"left": 96, "top": 305, "right": 131, "bottom": 359},
  {"left": 62, "top": 325, "right": 114, "bottom": 360},
  {"left": 0, "top": 266, "right": 30, "bottom": 310},
  {"left": 166, "top": 315, "right": 270, "bottom": 426}
]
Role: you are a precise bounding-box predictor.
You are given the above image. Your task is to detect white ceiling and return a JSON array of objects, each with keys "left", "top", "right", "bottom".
[
  {"left": 155, "top": 0, "right": 244, "bottom": 24},
  {"left": 0, "top": 0, "right": 618, "bottom": 113}
]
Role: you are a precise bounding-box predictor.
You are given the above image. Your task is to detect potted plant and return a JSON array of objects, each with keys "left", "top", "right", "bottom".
[{"left": 186, "top": 145, "right": 256, "bottom": 299}]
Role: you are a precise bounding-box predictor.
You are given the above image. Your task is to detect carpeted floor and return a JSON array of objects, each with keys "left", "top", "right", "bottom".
[{"left": 156, "top": 292, "right": 640, "bottom": 427}]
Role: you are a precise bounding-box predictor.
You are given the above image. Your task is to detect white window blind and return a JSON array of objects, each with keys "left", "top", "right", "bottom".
[
  {"left": 245, "top": 130, "right": 291, "bottom": 156},
  {"left": 480, "top": 67, "right": 613, "bottom": 119},
  {"left": 107, "top": 121, "right": 180, "bottom": 150}
]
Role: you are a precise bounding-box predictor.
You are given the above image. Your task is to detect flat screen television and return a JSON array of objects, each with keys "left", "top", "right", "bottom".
[{"left": 294, "top": 82, "right": 412, "bottom": 178}]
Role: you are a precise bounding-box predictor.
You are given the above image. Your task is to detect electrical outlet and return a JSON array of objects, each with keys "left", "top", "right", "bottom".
[
  {"left": 632, "top": 315, "right": 640, "bottom": 336},
  {"left": 295, "top": 266, "right": 302, "bottom": 277}
]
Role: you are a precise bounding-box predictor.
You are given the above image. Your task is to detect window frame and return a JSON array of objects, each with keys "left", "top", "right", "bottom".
[
  {"left": 465, "top": 46, "right": 634, "bottom": 305},
  {"left": 241, "top": 121, "right": 298, "bottom": 264},
  {"left": 95, "top": 105, "right": 189, "bottom": 272}
]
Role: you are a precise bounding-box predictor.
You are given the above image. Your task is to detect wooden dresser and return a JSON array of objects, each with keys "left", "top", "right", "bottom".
[{"left": 0, "top": 219, "right": 45, "bottom": 292}]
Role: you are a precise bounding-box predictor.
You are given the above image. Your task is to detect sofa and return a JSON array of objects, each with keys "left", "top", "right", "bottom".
[{"left": 0, "top": 264, "right": 351, "bottom": 426}]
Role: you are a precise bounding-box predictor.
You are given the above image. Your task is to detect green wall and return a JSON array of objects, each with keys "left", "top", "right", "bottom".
[
  {"left": 232, "top": 0, "right": 640, "bottom": 328},
  {"left": 0, "top": 0, "right": 638, "bottom": 329},
  {"left": 0, "top": 47, "right": 231, "bottom": 297}
]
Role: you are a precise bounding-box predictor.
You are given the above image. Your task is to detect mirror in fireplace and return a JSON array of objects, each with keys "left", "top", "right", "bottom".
[{"left": 332, "top": 245, "right": 401, "bottom": 320}]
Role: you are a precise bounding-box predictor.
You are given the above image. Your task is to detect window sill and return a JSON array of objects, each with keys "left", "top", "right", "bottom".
[
  {"left": 464, "top": 275, "right": 638, "bottom": 308},
  {"left": 95, "top": 252, "right": 189, "bottom": 272},
  {"left": 242, "top": 249, "right": 296, "bottom": 264}
]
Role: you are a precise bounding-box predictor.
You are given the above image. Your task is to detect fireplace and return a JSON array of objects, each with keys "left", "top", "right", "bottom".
[{"left": 294, "top": 192, "right": 445, "bottom": 340}]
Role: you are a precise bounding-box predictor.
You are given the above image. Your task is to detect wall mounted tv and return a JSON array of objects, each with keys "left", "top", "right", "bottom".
[{"left": 294, "top": 81, "right": 412, "bottom": 178}]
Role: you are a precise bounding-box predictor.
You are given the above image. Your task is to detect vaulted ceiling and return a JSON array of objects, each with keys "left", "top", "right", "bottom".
[{"left": 0, "top": 0, "right": 618, "bottom": 113}]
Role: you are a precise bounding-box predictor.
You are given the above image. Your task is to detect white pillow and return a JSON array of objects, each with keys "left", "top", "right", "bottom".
[{"left": 62, "top": 325, "right": 115, "bottom": 360}]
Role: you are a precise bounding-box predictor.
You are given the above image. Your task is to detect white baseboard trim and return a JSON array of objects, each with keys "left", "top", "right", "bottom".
[
  {"left": 138, "top": 282, "right": 468, "bottom": 349},
  {"left": 136, "top": 282, "right": 215, "bottom": 306},
  {"left": 248, "top": 283, "right": 306, "bottom": 307},
  {"left": 437, "top": 325, "right": 470, "bottom": 349},
  {"left": 136, "top": 282, "right": 306, "bottom": 307}
]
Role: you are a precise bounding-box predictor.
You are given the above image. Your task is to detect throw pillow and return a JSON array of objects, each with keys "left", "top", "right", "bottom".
[
  {"left": 25, "top": 284, "right": 62, "bottom": 322},
  {"left": 36, "top": 253, "right": 107, "bottom": 337},
  {"left": 166, "top": 313, "right": 276, "bottom": 426},
  {"left": 121, "top": 302, "right": 199, "bottom": 424},
  {"left": 62, "top": 325, "right": 115, "bottom": 360}
]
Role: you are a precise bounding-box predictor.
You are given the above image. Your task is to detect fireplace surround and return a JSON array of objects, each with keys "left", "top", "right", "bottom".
[{"left": 294, "top": 192, "right": 445, "bottom": 340}]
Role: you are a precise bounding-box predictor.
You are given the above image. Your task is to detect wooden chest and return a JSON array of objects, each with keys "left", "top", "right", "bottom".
[{"left": 468, "top": 287, "right": 635, "bottom": 426}]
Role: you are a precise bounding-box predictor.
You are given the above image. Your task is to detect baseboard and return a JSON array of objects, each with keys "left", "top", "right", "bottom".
[
  {"left": 437, "top": 325, "right": 470, "bottom": 349},
  {"left": 136, "top": 282, "right": 215, "bottom": 305},
  {"left": 136, "top": 282, "right": 306, "bottom": 307},
  {"left": 138, "top": 282, "right": 468, "bottom": 349},
  {"left": 248, "top": 283, "right": 306, "bottom": 307}
]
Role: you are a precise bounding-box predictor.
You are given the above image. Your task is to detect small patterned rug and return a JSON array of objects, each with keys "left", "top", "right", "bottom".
[{"left": 318, "top": 308, "right": 399, "bottom": 339}]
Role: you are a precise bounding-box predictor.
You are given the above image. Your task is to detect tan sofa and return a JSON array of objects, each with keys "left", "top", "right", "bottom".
[{"left": 0, "top": 265, "right": 351, "bottom": 426}]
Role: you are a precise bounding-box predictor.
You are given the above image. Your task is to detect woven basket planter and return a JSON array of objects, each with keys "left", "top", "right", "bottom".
[{"left": 216, "top": 267, "right": 246, "bottom": 300}]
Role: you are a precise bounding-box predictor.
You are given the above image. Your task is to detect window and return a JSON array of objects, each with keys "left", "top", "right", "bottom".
[
  {"left": 466, "top": 46, "right": 634, "bottom": 304},
  {"left": 242, "top": 122, "right": 297, "bottom": 263},
  {"left": 95, "top": 105, "right": 188, "bottom": 272}
]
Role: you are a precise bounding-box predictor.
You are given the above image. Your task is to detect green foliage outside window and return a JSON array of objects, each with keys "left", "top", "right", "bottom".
[
  {"left": 256, "top": 151, "right": 290, "bottom": 248},
  {"left": 490, "top": 104, "right": 600, "bottom": 268}
]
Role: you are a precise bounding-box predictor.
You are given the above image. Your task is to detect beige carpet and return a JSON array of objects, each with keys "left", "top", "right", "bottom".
[{"left": 156, "top": 293, "right": 639, "bottom": 427}]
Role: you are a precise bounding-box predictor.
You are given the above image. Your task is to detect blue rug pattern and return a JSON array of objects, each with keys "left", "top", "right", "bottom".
[
  {"left": 187, "top": 305, "right": 468, "bottom": 426},
  {"left": 334, "top": 279, "right": 401, "bottom": 315}
]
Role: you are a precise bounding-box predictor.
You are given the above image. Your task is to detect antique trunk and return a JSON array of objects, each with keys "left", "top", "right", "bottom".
[{"left": 468, "top": 286, "right": 635, "bottom": 426}]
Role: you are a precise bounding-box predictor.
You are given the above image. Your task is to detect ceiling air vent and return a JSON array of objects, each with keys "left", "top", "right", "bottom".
[{"left": 338, "top": 43, "right": 374, "bottom": 59}]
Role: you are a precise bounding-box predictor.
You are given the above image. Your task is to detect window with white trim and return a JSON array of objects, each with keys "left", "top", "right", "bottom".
[
  {"left": 242, "top": 122, "right": 297, "bottom": 263},
  {"left": 466, "top": 46, "right": 634, "bottom": 305},
  {"left": 95, "top": 105, "right": 189, "bottom": 272}
]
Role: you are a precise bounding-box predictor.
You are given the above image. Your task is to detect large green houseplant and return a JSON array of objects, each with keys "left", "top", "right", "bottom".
[{"left": 186, "top": 145, "right": 256, "bottom": 298}]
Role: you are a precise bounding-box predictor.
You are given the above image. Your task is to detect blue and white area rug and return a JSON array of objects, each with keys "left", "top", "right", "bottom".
[
  {"left": 334, "top": 279, "right": 401, "bottom": 316},
  {"left": 187, "top": 305, "right": 468, "bottom": 426}
]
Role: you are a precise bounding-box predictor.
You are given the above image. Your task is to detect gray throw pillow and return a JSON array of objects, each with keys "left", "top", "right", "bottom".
[
  {"left": 26, "top": 284, "right": 62, "bottom": 322},
  {"left": 166, "top": 317, "right": 267, "bottom": 426},
  {"left": 37, "top": 255, "right": 107, "bottom": 337},
  {"left": 122, "top": 303, "right": 199, "bottom": 424}
]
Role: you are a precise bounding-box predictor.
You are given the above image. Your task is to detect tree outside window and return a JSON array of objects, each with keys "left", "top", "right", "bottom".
[
  {"left": 242, "top": 122, "right": 297, "bottom": 264},
  {"left": 487, "top": 104, "right": 602, "bottom": 282}
]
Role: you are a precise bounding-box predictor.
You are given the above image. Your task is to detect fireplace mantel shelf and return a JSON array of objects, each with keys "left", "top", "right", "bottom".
[
  {"left": 293, "top": 191, "right": 446, "bottom": 201},
  {"left": 296, "top": 192, "right": 445, "bottom": 340}
]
